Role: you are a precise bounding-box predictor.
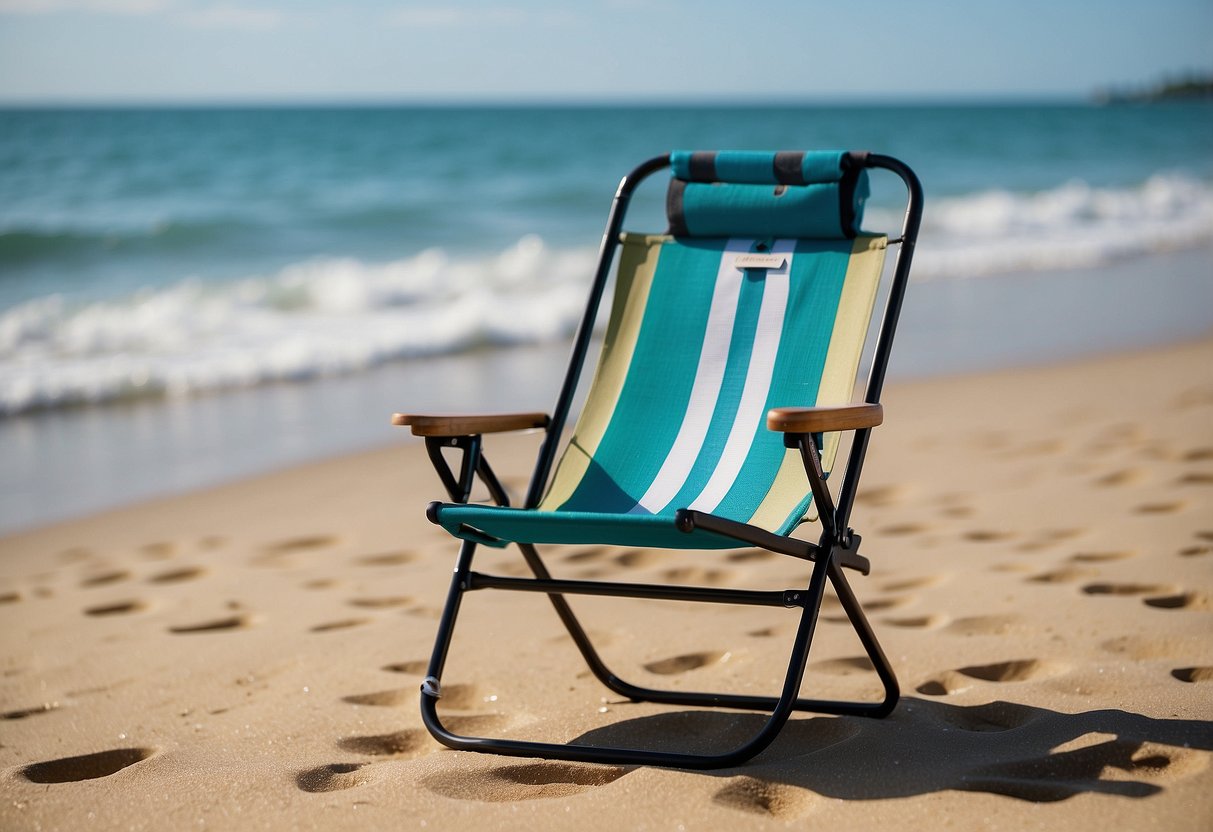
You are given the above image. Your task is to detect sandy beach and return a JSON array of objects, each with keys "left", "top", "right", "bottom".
[{"left": 2, "top": 336, "right": 1212, "bottom": 830}]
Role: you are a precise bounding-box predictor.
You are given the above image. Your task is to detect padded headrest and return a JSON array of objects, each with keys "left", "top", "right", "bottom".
[{"left": 667, "top": 150, "right": 870, "bottom": 239}]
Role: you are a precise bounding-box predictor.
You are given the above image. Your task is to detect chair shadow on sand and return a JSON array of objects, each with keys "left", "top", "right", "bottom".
[{"left": 570, "top": 698, "right": 1213, "bottom": 802}]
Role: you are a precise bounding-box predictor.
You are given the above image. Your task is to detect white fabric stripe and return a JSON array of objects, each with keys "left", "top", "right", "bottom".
[
  {"left": 636, "top": 239, "right": 752, "bottom": 514},
  {"left": 688, "top": 239, "right": 795, "bottom": 513}
]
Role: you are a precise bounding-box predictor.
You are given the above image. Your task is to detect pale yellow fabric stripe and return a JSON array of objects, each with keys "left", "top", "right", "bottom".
[
  {"left": 746, "top": 235, "right": 888, "bottom": 532},
  {"left": 540, "top": 233, "right": 668, "bottom": 510}
]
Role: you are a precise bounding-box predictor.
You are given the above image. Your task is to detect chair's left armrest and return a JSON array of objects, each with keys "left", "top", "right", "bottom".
[
  {"left": 391, "top": 411, "right": 550, "bottom": 437},
  {"left": 766, "top": 403, "right": 883, "bottom": 434}
]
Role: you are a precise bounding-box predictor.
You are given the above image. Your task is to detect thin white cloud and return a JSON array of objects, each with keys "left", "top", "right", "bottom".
[
  {"left": 386, "top": 6, "right": 522, "bottom": 27},
  {"left": 385, "top": 6, "right": 577, "bottom": 28},
  {"left": 0, "top": 0, "right": 170, "bottom": 13},
  {"left": 0, "top": 0, "right": 285, "bottom": 29},
  {"left": 179, "top": 4, "right": 282, "bottom": 30}
]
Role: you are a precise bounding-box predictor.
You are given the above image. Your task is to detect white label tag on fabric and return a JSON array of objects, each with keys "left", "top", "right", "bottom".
[{"left": 733, "top": 253, "right": 787, "bottom": 270}]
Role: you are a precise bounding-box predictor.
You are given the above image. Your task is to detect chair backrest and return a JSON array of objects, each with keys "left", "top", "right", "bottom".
[{"left": 540, "top": 151, "right": 888, "bottom": 536}]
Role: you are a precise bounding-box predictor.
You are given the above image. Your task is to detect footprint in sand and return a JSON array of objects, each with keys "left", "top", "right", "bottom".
[
  {"left": 615, "top": 550, "right": 661, "bottom": 568},
  {"left": 80, "top": 570, "right": 131, "bottom": 588},
  {"left": 84, "top": 600, "right": 147, "bottom": 617},
  {"left": 855, "top": 484, "right": 911, "bottom": 507},
  {"left": 1179, "top": 544, "right": 1211, "bottom": 557},
  {"left": 0, "top": 590, "right": 21, "bottom": 604},
  {"left": 960, "top": 739, "right": 1204, "bottom": 801},
  {"left": 3, "top": 702, "right": 61, "bottom": 720},
  {"left": 265, "top": 535, "right": 339, "bottom": 554},
  {"left": 560, "top": 547, "right": 613, "bottom": 564},
  {"left": 1134, "top": 501, "right": 1185, "bottom": 515},
  {"left": 338, "top": 716, "right": 509, "bottom": 758},
  {"left": 1081, "top": 582, "right": 1174, "bottom": 597},
  {"left": 1183, "top": 447, "right": 1213, "bottom": 461},
  {"left": 21, "top": 748, "right": 155, "bottom": 783},
  {"left": 963, "top": 529, "right": 1016, "bottom": 543},
  {"left": 643, "top": 651, "right": 727, "bottom": 675},
  {"left": 924, "top": 700, "right": 1040, "bottom": 733},
  {"left": 1176, "top": 472, "right": 1213, "bottom": 486},
  {"left": 726, "top": 549, "right": 776, "bottom": 563},
  {"left": 1026, "top": 566, "right": 1095, "bottom": 584},
  {"left": 1069, "top": 550, "right": 1135, "bottom": 563},
  {"left": 57, "top": 547, "right": 94, "bottom": 564},
  {"left": 342, "top": 688, "right": 414, "bottom": 708},
  {"left": 712, "top": 776, "right": 814, "bottom": 819},
  {"left": 347, "top": 596, "right": 412, "bottom": 609},
  {"left": 422, "top": 763, "right": 630, "bottom": 802},
  {"left": 141, "top": 542, "right": 176, "bottom": 559},
  {"left": 916, "top": 659, "right": 1063, "bottom": 696},
  {"left": 810, "top": 656, "right": 876, "bottom": 675},
  {"left": 342, "top": 683, "right": 485, "bottom": 710},
  {"left": 1171, "top": 667, "right": 1213, "bottom": 683},
  {"left": 876, "top": 522, "right": 931, "bottom": 537},
  {"left": 822, "top": 594, "right": 913, "bottom": 624},
  {"left": 1143, "top": 591, "right": 1210, "bottom": 611},
  {"left": 882, "top": 613, "right": 948, "bottom": 629},
  {"left": 354, "top": 551, "right": 415, "bottom": 567},
  {"left": 1093, "top": 468, "right": 1146, "bottom": 487},
  {"left": 881, "top": 575, "right": 945, "bottom": 592},
  {"left": 295, "top": 762, "right": 373, "bottom": 793},
  {"left": 381, "top": 660, "right": 429, "bottom": 675},
  {"left": 310, "top": 618, "right": 372, "bottom": 632},
  {"left": 659, "top": 567, "right": 734, "bottom": 585},
  {"left": 148, "top": 566, "right": 206, "bottom": 584},
  {"left": 302, "top": 578, "right": 343, "bottom": 590},
  {"left": 168, "top": 614, "right": 252, "bottom": 634},
  {"left": 1100, "top": 635, "right": 1183, "bottom": 660},
  {"left": 336, "top": 729, "right": 429, "bottom": 757}
]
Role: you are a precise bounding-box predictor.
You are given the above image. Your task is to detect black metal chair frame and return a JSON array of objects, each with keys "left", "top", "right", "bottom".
[{"left": 410, "top": 153, "right": 924, "bottom": 769}]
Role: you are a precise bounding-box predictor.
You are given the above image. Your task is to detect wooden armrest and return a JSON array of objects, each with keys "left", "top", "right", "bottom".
[
  {"left": 391, "top": 411, "right": 550, "bottom": 437},
  {"left": 766, "top": 403, "right": 883, "bottom": 434}
]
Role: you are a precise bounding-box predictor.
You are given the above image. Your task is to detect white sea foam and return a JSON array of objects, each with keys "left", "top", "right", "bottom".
[
  {"left": 905, "top": 173, "right": 1213, "bottom": 279},
  {"left": 0, "top": 236, "right": 595, "bottom": 414},
  {"left": 2, "top": 176, "right": 1211, "bottom": 415}
]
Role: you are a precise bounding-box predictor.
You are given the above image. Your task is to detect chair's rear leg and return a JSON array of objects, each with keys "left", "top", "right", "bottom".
[
  {"left": 515, "top": 542, "right": 794, "bottom": 708},
  {"left": 514, "top": 542, "right": 640, "bottom": 697},
  {"left": 826, "top": 558, "right": 899, "bottom": 715},
  {"left": 516, "top": 541, "right": 895, "bottom": 717}
]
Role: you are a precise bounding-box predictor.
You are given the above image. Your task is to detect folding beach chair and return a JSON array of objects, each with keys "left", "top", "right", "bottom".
[{"left": 393, "top": 150, "right": 923, "bottom": 768}]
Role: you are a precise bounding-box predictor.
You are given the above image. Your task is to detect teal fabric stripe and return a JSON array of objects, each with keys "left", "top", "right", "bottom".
[
  {"left": 710, "top": 239, "right": 853, "bottom": 525},
  {"left": 680, "top": 182, "right": 851, "bottom": 238},
  {"left": 557, "top": 238, "right": 731, "bottom": 514},
  {"left": 801, "top": 151, "right": 845, "bottom": 184},
  {"left": 670, "top": 150, "right": 695, "bottom": 180},
  {"left": 713, "top": 152, "right": 779, "bottom": 184},
  {"left": 658, "top": 269, "right": 766, "bottom": 513},
  {"left": 435, "top": 504, "right": 744, "bottom": 549}
]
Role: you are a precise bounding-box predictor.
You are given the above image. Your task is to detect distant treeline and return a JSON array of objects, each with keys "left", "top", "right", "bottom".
[{"left": 1095, "top": 73, "right": 1213, "bottom": 104}]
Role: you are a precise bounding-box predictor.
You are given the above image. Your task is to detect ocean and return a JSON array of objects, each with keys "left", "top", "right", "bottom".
[{"left": 2, "top": 103, "right": 1212, "bottom": 534}]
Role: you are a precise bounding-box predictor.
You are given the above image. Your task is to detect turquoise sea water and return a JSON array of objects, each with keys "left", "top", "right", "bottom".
[{"left": 1, "top": 103, "right": 1211, "bottom": 532}]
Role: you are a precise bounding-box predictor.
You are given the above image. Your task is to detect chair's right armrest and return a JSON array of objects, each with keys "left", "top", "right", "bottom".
[
  {"left": 766, "top": 403, "right": 883, "bottom": 434},
  {"left": 391, "top": 412, "right": 550, "bottom": 437}
]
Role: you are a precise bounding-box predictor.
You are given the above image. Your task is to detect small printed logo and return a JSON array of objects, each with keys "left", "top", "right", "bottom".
[{"left": 733, "top": 253, "right": 787, "bottom": 270}]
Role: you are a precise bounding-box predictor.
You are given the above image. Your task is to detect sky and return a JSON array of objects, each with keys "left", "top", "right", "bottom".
[{"left": 0, "top": 0, "right": 1211, "bottom": 103}]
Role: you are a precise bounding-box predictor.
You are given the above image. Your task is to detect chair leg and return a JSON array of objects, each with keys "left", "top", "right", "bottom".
[
  {"left": 419, "top": 545, "right": 894, "bottom": 769},
  {"left": 513, "top": 541, "right": 899, "bottom": 717}
]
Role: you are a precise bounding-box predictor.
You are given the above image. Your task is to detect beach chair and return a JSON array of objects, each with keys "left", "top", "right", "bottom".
[{"left": 393, "top": 150, "right": 923, "bottom": 768}]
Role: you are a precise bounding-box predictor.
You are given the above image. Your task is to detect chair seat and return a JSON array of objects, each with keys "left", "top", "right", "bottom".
[{"left": 431, "top": 503, "right": 750, "bottom": 549}]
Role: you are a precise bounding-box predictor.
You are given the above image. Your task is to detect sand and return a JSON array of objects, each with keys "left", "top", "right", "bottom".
[{"left": 2, "top": 337, "right": 1212, "bottom": 831}]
